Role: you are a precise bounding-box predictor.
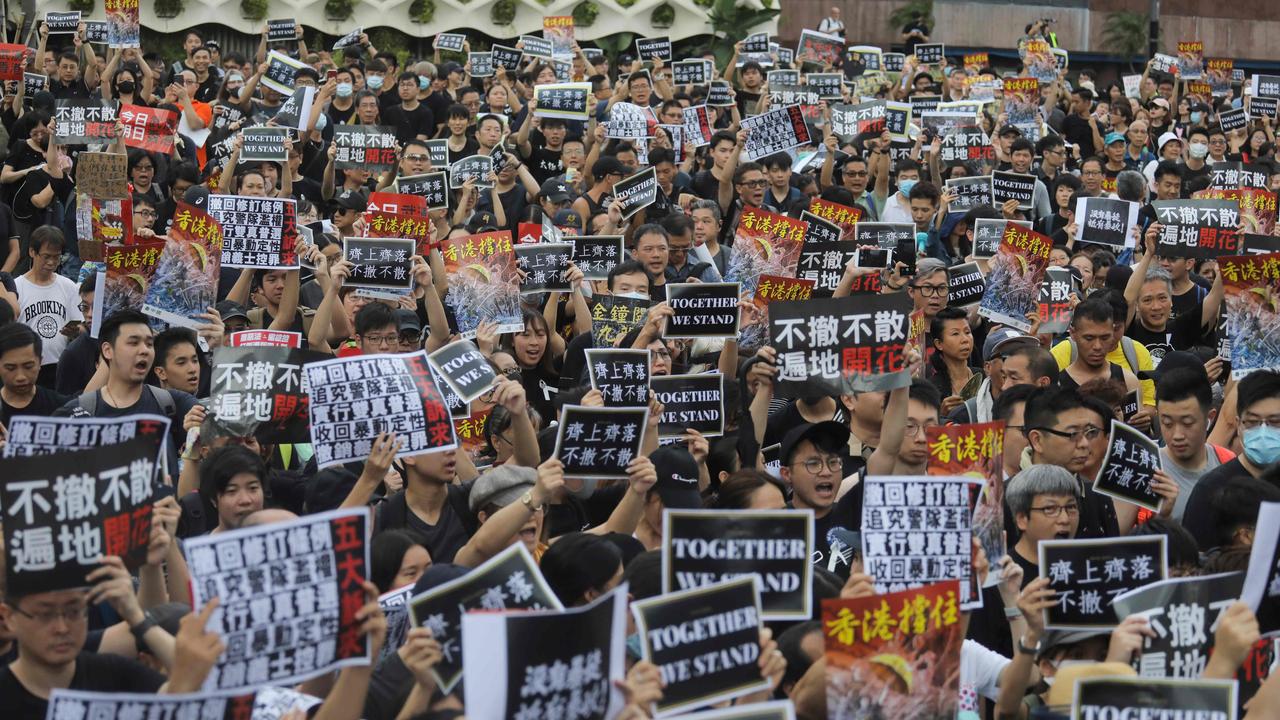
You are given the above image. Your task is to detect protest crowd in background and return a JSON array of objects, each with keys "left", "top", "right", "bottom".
[{"left": 4, "top": 4, "right": 1280, "bottom": 720}]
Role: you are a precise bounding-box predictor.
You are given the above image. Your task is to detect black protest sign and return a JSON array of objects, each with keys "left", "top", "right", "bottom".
[
  {"left": 422, "top": 138, "right": 449, "bottom": 167},
  {"left": 650, "top": 373, "right": 725, "bottom": 438},
  {"left": 768, "top": 84, "right": 818, "bottom": 109},
  {"left": 974, "top": 218, "right": 1029, "bottom": 258},
  {"left": 590, "top": 294, "right": 650, "bottom": 348},
  {"left": 573, "top": 235, "right": 625, "bottom": 280},
  {"left": 1208, "top": 161, "right": 1268, "bottom": 190},
  {"left": 1242, "top": 500, "right": 1279, "bottom": 636},
  {"left": 741, "top": 105, "right": 812, "bottom": 161},
  {"left": 1255, "top": 74, "right": 1280, "bottom": 98},
  {"left": 741, "top": 32, "right": 770, "bottom": 54},
  {"left": 806, "top": 72, "right": 843, "bottom": 100},
  {"left": 209, "top": 346, "right": 318, "bottom": 444},
  {"left": 396, "top": 172, "right": 450, "bottom": 211},
  {"left": 768, "top": 292, "right": 913, "bottom": 395},
  {"left": 378, "top": 585, "right": 414, "bottom": 666},
  {"left": 663, "top": 509, "right": 814, "bottom": 621},
  {"left": 3, "top": 438, "right": 158, "bottom": 595},
  {"left": 427, "top": 339, "right": 498, "bottom": 405},
  {"left": 586, "top": 348, "right": 651, "bottom": 407},
  {"left": 854, "top": 222, "right": 914, "bottom": 250},
  {"left": 884, "top": 101, "right": 912, "bottom": 139},
  {"left": 519, "top": 35, "right": 554, "bottom": 59},
  {"left": 910, "top": 94, "right": 942, "bottom": 115},
  {"left": 24, "top": 72, "right": 47, "bottom": 98},
  {"left": 796, "top": 240, "right": 856, "bottom": 297},
  {"left": 945, "top": 175, "right": 992, "bottom": 211},
  {"left": 1073, "top": 677, "right": 1237, "bottom": 720},
  {"left": 469, "top": 52, "right": 494, "bottom": 78},
  {"left": 800, "top": 210, "right": 843, "bottom": 243},
  {"left": 185, "top": 507, "right": 371, "bottom": 690},
  {"left": 1243, "top": 232, "right": 1280, "bottom": 254},
  {"left": 1113, "top": 571, "right": 1245, "bottom": 679},
  {"left": 1252, "top": 96, "right": 1279, "bottom": 119},
  {"left": 615, "top": 167, "right": 659, "bottom": 220},
  {"left": 342, "top": 237, "right": 414, "bottom": 292},
  {"left": 708, "top": 81, "right": 735, "bottom": 107},
  {"left": 462, "top": 586, "right": 627, "bottom": 720},
  {"left": 332, "top": 27, "right": 363, "bottom": 51},
  {"left": 267, "top": 19, "right": 298, "bottom": 42},
  {"left": 333, "top": 125, "right": 398, "bottom": 174},
  {"left": 1039, "top": 265, "right": 1075, "bottom": 334},
  {"left": 991, "top": 170, "right": 1037, "bottom": 211},
  {"left": 831, "top": 101, "right": 886, "bottom": 137},
  {"left": 665, "top": 282, "right": 741, "bottom": 339},
  {"left": 1076, "top": 196, "right": 1139, "bottom": 248},
  {"left": 44, "top": 11, "right": 81, "bottom": 32},
  {"left": 1151, "top": 199, "right": 1242, "bottom": 257},
  {"left": 48, "top": 691, "right": 257, "bottom": 720},
  {"left": 262, "top": 51, "right": 306, "bottom": 95},
  {"left": 3, "top": 414, "right": 170, "bottom": 467},
  {"left": 208, "top": 194, "right": 299, "bottom": 269},
  {"left": 861, "top": 475, "right": 980, "bottom": 609},
  {"left": 515, "top": 242, "right": 574, "bottom": 294},
  {"left": 435, "top": 33, "right": 466, "bottom": 52},
  {"left": 210, "top": 102, "right": 246, "bottom": 135},
  {"left": 431, "top": 364, "right": 470, "bottom": 421},
  {"left": 1092, "top": 420, "right": 1164, "bottom": 512},
  {"left": 532, "top": 82, "right": 591, "bottom": 120},
  {"left": 947, "top": 262, "right": 986, "bottom": 308},
  {"left": 1039, "top": 536, "right": 1168, "bottom": 630},
  {"left": 915, "top": 43, "right": 945, "bottom": 65},
  {"left": 631, "top": 577, "right": 768, "bottom": 715},
  {"left": 491, "top": 44, "right": 523, "bottom": 70},
  {"left": 883, "top": 52, "right": 906, "bottom": 72},
  {"left": 1221, "top": 107, "right": 1249, "bottom": 133},
  {"left": 239, "top": 126, "right": 289, "bottom": 162},
  {"left": 303, "top": 351, "right": 457, "bottom": 469},
  {"left": 939, "top": 124, "right": 994, "bottom": 165},
  {"left": 855, "top": 248, "right": 891, "bottom": 269},
  {"left": 673, "top": 60, "right": 711, "bottom": 85},
  {"left": 554, "top": 405, "right": 649, "bottom": 479},
  {"left": 54, "top": 99, "right": 118, "bottom": 145},
  {"left": 636, "top": 36, "right": 673, "bottom": 62},
  {"left": 409, "top": 543, "right": 562, "bottom": 693},
  {"left": 449, "top": 155, "right": 494, "bottom": 189},
  {"left": 84, "top": 21, "right": 108, "bottom": 44}
]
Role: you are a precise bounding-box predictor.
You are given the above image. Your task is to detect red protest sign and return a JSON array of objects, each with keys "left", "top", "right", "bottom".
[
  {"left": 120, "top": 104, "right": 178, "bottom": 154},
  {"left": 0, "top": 44, "right": 28, "bottom": 81},
  {"left": 367, "top": 192, "right": 430, "bottom": 220},
  {"left": 364, "top": 210, "right": 435, "bottom": 256}
]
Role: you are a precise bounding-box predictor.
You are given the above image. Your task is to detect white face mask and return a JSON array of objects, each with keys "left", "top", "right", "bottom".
[
  {"left": 1189, "top": 142, "right": 1209, "bottom": 159},
  {"left": 615, "top": 291, "right": 649, "bottom": 301}
]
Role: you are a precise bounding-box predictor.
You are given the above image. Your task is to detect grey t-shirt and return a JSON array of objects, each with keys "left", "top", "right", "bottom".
[{"left": 1158, "top": 444, "right": 1223, "bottom": 521}]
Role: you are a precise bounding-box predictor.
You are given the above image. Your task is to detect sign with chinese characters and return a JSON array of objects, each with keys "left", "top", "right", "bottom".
[
  {"left": 805, "top": 72, "right": 843, "bottom": 101},
  {"left": 395, "top": 172, "right": 450, "bottom": 211},
  {"left": 377, "top": 584, "right": 414, "bottom": 666},
  {"left": 449, "top": 154, "right": 494, "bottom": 189},
  {"left": 303, "top": 351, "right": 457, "bottom": 469},
  {"left": 47, "top": 690, "right": 256, "bottom": 720},
  {"left": 514, "top": 242, "right": 573, "bottom": 294},
  {"left": 104, "top": 0, "right": 139, "bottom": 47},
  {"left": 799, "top": 209, "right": 842, "bottom": 245},
  {"left": 947, "top": 261, "right": 986, "bottom": 308},
  {"left": 853, "top": 222, "right": 913, "bottom": 250},
  {"left": 807, "top": 197, "right": 862, "bottom": 238},
  {"left": 978, "top": 222, "right": 1052, "bottom": 332},
  {"left": 796, "top": 29, "right": 842, "bottom": 66},
  {"left": 742, "top": 275, "right": 816, "bottom": 348},
  {"left": 614, "top": 166, "right": 659, "bottom": 220},
  {"left": 261, "top": 50, "right": 307, "bottom": 95},
  {"left": 823, "top": 581, "right": 962, "bottom": 720},
  {"left": 741, "top": 105, "right": 812, "bottom": 161},
  {"left": 673, "top": 60, "right": 712, "bottom": 85},
  {"left": 630, "top": 577, "right": 768, "bottom": 715},
  {"left": 727, "top": 207, "right": 808, "bottom": 299},
  {"left": 532, "top": 82, "right": 591, "bottom": 120},
  {"left": 333, "top": 125, "right": 397, "bottom": 174},
  {"left": 1073, "top": 677, "right": 1237, "bottom": 720},
  {"left": 831, "top": 100, "right": 886, "bottom": 138},
  {"left": 209, "top": 346, "right": 316, "bottom": 443},
  {"left": 427, "top": 339, "right": 498, "bottom": 404},
  {"left": 24, "top": 71, "right": 47, "bottom": 98},
  {"left": 227, "top": 329, "right": 302, "bottom": 348},
  {"left": 927, "top": 421, "right": 1006, "bottom": 587},
  {"left": 208, "top": 194, "right": 298, "bottom": 270},
  {"left": 974, "top": 218, "right": 1029, "bottom": 259},
  {"left": 435, "top": 32, "right": 465, "bottom": 52},
  {"left": 119, "top": 103, "right": 178, "bottom": 154},
  {"left": 795, "top": 237, "right": 854, "bottom": 298},
  {"left": 573, "top": 235, "right": 625, "bottom": 280},
  {"left": 0, "top": 44, "right": 27, "bottom": 82},
  {"left": 590, "top": 294, "right": 650, "bottom": 348},
  {"left": 769, "top": 292, "right": 913, "bottom": 395},
  {"left": 461, "top": 585, "right": 627, "bottom": 720},
  {"left": 663, "top": 509, "right": 814, "bottom": 621},
  {"left": 991, "top": 170, "right": 1037, "bottom": 211},
  {"left": 607, "top": 101, "right": 652, "bottom": 140},
  {"left": 1076, "top": 197, "right": 1139, "bottom": 249},
  {"left": 636, "top": 36, "right": 673, "bottom": 62},
  {"left": 650, "top": 373, "right": 725, "bottom": 439},
  {"left": 586, "top": 349, "right": 650, "bottom": 408},
  {"left": 1093, "top": 420, "right": 1164, "bottom": 512},
  {"left": 945, "top": 177, "right": 994, "bottom": 220},
  {"left": 439, "top": 230, "right": 523, "bottom": 338},
  {"left": 469, "top": 52, "right": 494, "bottom": 78},
  {"left": 491, "top": 44, "right": 524, "bottom": 71},
  {"left": 332, "top": 27, "right": 364, "bottom": 51},
  {"left": 142, "top": 202, "right": 222, "bottom": 330},
  {"left": 77, "top": 152, "right": 128, "bottom": 200},
  {"left": 741, "top": 32, "right": 770, "bottom": 54},
  {"left": 553, "top": 405, "right": 650, "bottom": 479},
  {"left": 915, "top": 43, "right": 945, "bottom": 65},
  {"left": 1151, "top": 199, "right": 1242, "bottom": 257},
  {"left": 1038, "top": 265, "right": 1076, "bottom": 334},
  {"left": 665, "top": 283, "right": 741, "bottom": 339},
  {"left": 409, "top": 543, "right": 561, "bottom": 693},
  {"left": 1177, "top": 40, "right": 1205, "bottom": 79},
  {"left": 3, "top": 438, "right": 157, "bottom": 595},
  {"left": 1113, "top": 571, "right": 1246, "bottom": 679},
  {"left": 342, "top": 237, "right": 413, "bottom": 292},
  {"left": 54, "top": 99, "right": 118, "bottom": 145},
  {"left": 1242, "top": 501, "right": 1280, "bottom": 636},
  {"left": 1221, "top": 253, "right": 1280, "bottom": 379},
  {"left": 364, "top": 208, "right": 434, "bottom": 256},
  {"left": 1039, "top": 536, "right": 1169, "bottom": 630},
  {"left": 185, "top": 507, "right": 372, "bottom": 691}
]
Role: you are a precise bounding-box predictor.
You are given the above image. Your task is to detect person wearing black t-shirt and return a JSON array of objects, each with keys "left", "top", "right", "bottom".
[
  {"left": 382, "top": 72, "right": 436, "bottom": 146},
  {"left": 517, "top": 113, "right": 567, "bottom": 185},
  {"left": 0, "top": 324, "right": 71, "bottom": 427},
  {"left": 1005, "top": 464, "right": 1082, "bottom": 589},
  {"left": 779, "top": 422, "right": 864, "bottom": 579},
  {"left": 1124, "top": 256, "right": 1222, "bottom": 364}
]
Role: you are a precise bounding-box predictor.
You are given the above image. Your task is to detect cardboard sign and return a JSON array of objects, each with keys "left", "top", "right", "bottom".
[
  {"left": 469, "top": 52, "right": 494, "bottom": 78},
  {"left": 427, "top": 339, "right": 499, "bottom": 404},
  {"left": 663, "top": 509, "right": 814, "bottom": 621},
  {"left": 799, "top": 210, "right": 842, "bottom": 246},
  {"left": 209, "top": 346, "right": 317, "bottom": 443},
  {"left": 395, "top": 172, "right": 450, "bottom": 211},
  {"left": 54, "top": 99, "right": 118, "bottom": 145},
  {"left": 48, "top": 691, "right": 256, "bottom": 720},
  {"left": 636, "top": 36, "right": 672, "bottom": 62},
  {"left": 585, "top": 348, "right": 650, "bottom": 407},
  {"left": 76, "top": 152, "right": 128, "bottom": 200},
  {"left": 745, "top": 276, "right": 818, "bottom": 347},
  {"left": 673, "top": 60, "right": 712, "bottom": 85},
  {"left": 768, "top": 293, "right": 913, "bottom": 395},
  {"left": 208, "top": 195, "right": 298, "bottom": 270},
  {"left": 614, "top": 166, "right": 659, "bottom": 220},
  {"left": 1073, "top": 677, "right": 1237, "bottom": 720},
  {"left": 262, "top": 50, "right": 306, "bottom": 95},
  {"left": 1076, "top": 196, "right": 1139, "bottom": 249},
  {"left": 333, "top": 125, "right": 397, "bottom": 174},
  {"left": 946, "top": 261, "right": 986, "bottom": 308},
  {"left": 1113, "top": 571, "right": 1246, "bottom": 679},
  {"left": 491, "top": 44, "right": 523, "bottom": 71},
  {"left": 553, "top": 405, "right": 650, "bottom": 479},
  {"left": 650, "top": 373, "right": 725, "bottom": 438},
  {"left": 449, "top": 155, "right": 494, "bottom": 189},
  {"left": 409, "top": 543, "right": 562, "bottom": 693},
  {"left": 185, "top": 508, "right": 371, "bottom": 691},
  {"left": 665, "top": 282, "right": 741, "bottom": 339},
  {"left": 1151, "top": 199, "right": 1242, "bottom": 257},
  {"left": 1039, "top": 536, "right": 1169, "bottom": 630},
  {"left": 461, "top": 586, "right": 627, "bottom": 720},
  {"left": 142, "top": 202, "right": 222, "bottom": 330},
  {"left": 1241, "top": 500, "right": 1280, "bottom": 636},
  {"left": 533, "top": 82, "right": 591, "bottom": 120},
  {"left": 573, "top": 235, "right": 626, "bottom": 280},
  {"left": 977, "top": 222, "right": 1052, "bottom": 332},
  {"left": 990, "top": 170, "right": 1037, "bottom": 211},
  {"left": 267, "top": 18, "right": 298, "bottom": 42},
  {"left": 303, "top": 351, "right": 457, "bottom": 468},
  {"left": 741, "top": 105, "right": 811, "bottom": 160},
  {"left": 631, "top": 577, "right": 769, "bottom": 715},
  {"left": 514, "top": 242, "right": 573, "bottom": 294},
  {"left": 1093, "top": 420, "right": 1164, "bottom": 512}
]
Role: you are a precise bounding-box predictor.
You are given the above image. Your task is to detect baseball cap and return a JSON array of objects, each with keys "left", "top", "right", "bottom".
[
  {"left": 539, "top": 178, "right": 574, "bottom": 203},
  {"left": 982, "top": 327, "right": 1038, "bottom": 362},
  {"left": 393, "top": 308, "right": 421, "bottom": 334},
  {"left": 466, "top": 210, "right": 499, "bottom": 233},
  {"left": 1157, "top": 131, "right": 1182, "bottom": 152},
  {"left": 1104, "top": 131, "right": 1125, "bottom": 145},
  {"left": 650, "top": 446, "right": 702, "bottom": 510},
  {"left": 1148, "top": 97, "right": 1171, "bottom": 111},
  {"left": 214, "top": 300, "right": 250, "bottom": 323},
  {"left": 441, "top": 61, "right": 463, "bottom": 77},
  {"left": 592, "top": 156, "right": 628, "bottom": 180},
  {"left": 779, "top": 421, "right": 851, "bottom": 468},
  {"left": 1137, "top": 350, "right": 1210, "bottom": 382},
  {"left": 335, "top": 188, "right": 368, "bottom": 211},
  {"left": 468, "top": 465, "right": 536, "bottom": 514},
  {"left": 997, "top": 123, "right": 1022, "bottom": 138},
  {"left": 554, "top": 208, "right": 584, "bottom": 230}
]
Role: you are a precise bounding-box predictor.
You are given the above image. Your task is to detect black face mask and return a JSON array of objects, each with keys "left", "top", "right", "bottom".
[{"left": 117, "top": 81, "right": 136, "bottom": 95}]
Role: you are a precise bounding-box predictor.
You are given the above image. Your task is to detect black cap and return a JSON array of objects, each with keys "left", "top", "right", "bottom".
[
  {"left": 214, "top": 300, "right": 250, "bottom": 322},
  {"left": 539, "top": 178, "right": 574, "bottom": 203},
  {"left": 650, "top": 446, "right": 702, "bottom": 510},
  {"left": 592, "top": 156, "right": 628, "bottom": 180},
  {"left": 1137, "top": 350, "right": 1209, "bottom": 382},
  {"left": 779, "top": 421, "right": 851, "bottom": 467},
  {"left": 335, "top": 188, "right": 368, "bottom": 211},
  {"left": 394, "top": 308, "right": 421, "bottom": 334},
  {"left": 466, "top": 211, "right": 499, "bottom": 233},
  {"left": 997, "top": 123, "right": 1022, "bottom": 137},
  {"left": 553, "top": 208, "right": 583, "bottom": 230}
]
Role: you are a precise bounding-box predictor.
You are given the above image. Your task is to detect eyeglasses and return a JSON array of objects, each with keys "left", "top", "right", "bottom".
[
  {"left": 135, "top": 209, "right": 159, "bottom": 219},
  {"left": 904, "top": 422, "right": 938, "bottom": 437},
  {"left": 399, "top": 332, "right": 422, "bottom": 345},
  {"left": 1034, "top": 425, "right": 1103, "bottom": 443},
  {"left": 10, "top": 604, "right": 89, "bottom": 625},
  {"left": 500, "top": 367, "right": 522, "bottom": 380},
  {"left": 843, "top": 169, "right": 869, "bottom": 177},
  {"left": 78, "top": 302, "right": 92, "bottom": 313},
  {"left": 404, "top": 154, "right": 430, "bottom": 162},
  {"left": 1240, "top": 416, "right": 1280, "bottom": 430},
  {"left": 1029, "top": 503, "right": 1080, "bottom": 518},
  {"left": 797, "top": 456, "right": 843, "bottom": 475},
  {"left": 912, "top": 284, "right": 947, "bottom": 297},
  {"left": 739, "top": 179, "right": 768, "bottom": 188},
  {"left": 362, "top": 334, "right": 399, "bottom": 346}
]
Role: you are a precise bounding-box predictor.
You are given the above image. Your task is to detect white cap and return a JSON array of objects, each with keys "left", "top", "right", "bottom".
[{"left": 1157, "top": 132, "right": 1182, "bottom": 152}]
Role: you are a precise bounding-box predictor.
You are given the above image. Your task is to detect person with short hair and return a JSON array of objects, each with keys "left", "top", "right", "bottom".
[
  {"left": 15, "top": 226, "right": 82, "bottom": 387},
  {"left": 1006, "top": 464, "right": 1082, "bottom": 585},
  {"left": 0, "top": 322, "right": 70, "bottom": 426},
  {"left": 1021, "top": 385, "right": 1119, "bottom": 538}
]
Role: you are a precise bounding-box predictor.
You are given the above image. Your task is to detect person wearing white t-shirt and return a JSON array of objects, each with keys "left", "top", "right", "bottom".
[{"left": 14, "top": 226, "right": 82, "bottom": 386}]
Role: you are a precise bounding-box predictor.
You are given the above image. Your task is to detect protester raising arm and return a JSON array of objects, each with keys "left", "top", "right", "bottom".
[
  {"left": 587, "top": 453, "right": 659, "bottom": 538},
  {"left": 87, "top": 556, "right": 176, "bottom": 670},
  {"left": 865, "top": 381, "right": 910, "bottom": 476},
  {"left": 454, "top": 456, "right": 565, "bottom": 567},
  {"left": 1201, "top": 601, "right": 1260, "bottom": 680},
  {"left": 719, "top": 128, "right": 748, "bottom": 212},
  {"left": 414, "top": 255, "right": 452, "bottom": 353},
  {"left": 393, "top": 628, "right": 444, "bottom": 720}
]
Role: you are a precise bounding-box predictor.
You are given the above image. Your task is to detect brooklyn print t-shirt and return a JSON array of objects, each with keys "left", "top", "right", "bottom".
[{"left": 15, "top": 273, "right": 83, "bottom": 365}]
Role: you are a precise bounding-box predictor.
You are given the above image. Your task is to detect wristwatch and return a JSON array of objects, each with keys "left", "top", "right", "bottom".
[
  {"left": 1017, "top": 634, "right": 1041, "bottom": 656},
  {"left": 130, "top": 610, "right": 159, "bottom": 651},
  {"left": 520, "top": 490, "right": 542, "bottom": 512}
]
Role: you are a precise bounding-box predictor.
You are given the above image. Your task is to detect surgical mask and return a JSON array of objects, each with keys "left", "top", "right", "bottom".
[
  {"left": 615, "top": 291, "right": 649, "bottom": 301},
  {"left": 336, "top": 82, "right": 353, "bottom": 98},
  {"left": 1190, "top": 111, "right": 1203, "bottom": 124},
  {"left": 315, "top": 112, "right": 328, "bottom": 131},
  {"left": 418, "top": 76, "right": 430, "bottom": 90},
  {"left": 117, "top": 80, "right": 135, "bottom": 95},
  {"left": 1189, "top": 142, "right": 1209, "bottom": 159},
  {"left": 626, "top": 633, "right": 643, "bottom": 661},
  {"left": 367, "top": 75, "right": 384, "bottom": 90},
  {"left": 916, "top": 231, "right": 929, "bottom": 253},
  {"left": 897, "top": 178, "right": 917, "bottom": 196},
  {"left": 1243, "top": 425, "right": 1280, "bottom": 466}
]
